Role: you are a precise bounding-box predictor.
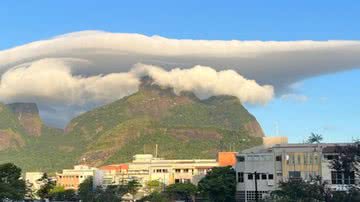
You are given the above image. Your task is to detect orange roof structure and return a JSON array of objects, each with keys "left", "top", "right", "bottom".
[
  {"left": 100, "top": 164, "right": 128, "bottom": 171},
  {"left": 217, "top": 152, "right": 237, "bottom": 167}
]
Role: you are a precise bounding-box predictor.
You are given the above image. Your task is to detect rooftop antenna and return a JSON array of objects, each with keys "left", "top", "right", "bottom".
[{"left": 275, "top": 121, "right": 279, "bottom": 136}]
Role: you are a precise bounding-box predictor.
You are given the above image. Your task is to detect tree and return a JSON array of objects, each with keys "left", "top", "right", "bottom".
[
  {"left": 270, "top": 178, "right": 329, "bottom": 202},
  {"left": 78, "top": 177, "right": 97, "bottom": 202},
  {"left": 36, "top": 173, "right": 56, "bottom": 200},
  {"left": 146, "top": 180, "right": 162, "bottom": 193},
  {"left": 140, "top": 191, "right": 167, "bottom": 202},
  {"left": 330, "top": 140, "right": 360, "bottom": 178},
  {"left": 49, "top": 186, "right": 77, "bottom": 201},
  {"left": 307, "top": 133, "right": 323, "bottom": 144},
  {"left": 126, "top": 179, "right": 141, "bottom": 196},
  {"left": 166, "top": 182, "right": 197, "bottom": 202},
  {"left": 0, "top": 163, "right": 26, "bottom": 201},
  {"left": 198, "top": 166, "right": 236, "bottom": 202}
]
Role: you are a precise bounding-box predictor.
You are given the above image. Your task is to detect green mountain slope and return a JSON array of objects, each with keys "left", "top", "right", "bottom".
[
  {"left": 0, "top": 103, "right": 26, "bottom": 151},
  {"left": 0, "top": 79, "right": 264, "bottom": 171},
  {"left": 66, "top": 80, "right": 264, "bottom": 166}
]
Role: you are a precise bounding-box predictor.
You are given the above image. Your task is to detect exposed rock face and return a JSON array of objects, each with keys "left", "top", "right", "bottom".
[
  {"left": 0, "top": 129, "right": 25, "bottom": 151},
  {"left": 243, "top": 119, "right": 265, "bottom": 137},
  {"left": 6, "top": 103, "right": 42, "bottom": 137}
]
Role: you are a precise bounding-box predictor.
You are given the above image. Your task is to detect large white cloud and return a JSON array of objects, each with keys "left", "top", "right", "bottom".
[
  {"left": 1, "top": 30, "right": 360, "bottom": 127},
  {"left": 132, "top": 64, "right": 274, "bottom": 104},
  {"left": 0, "top": 59, "right": 272, "bottom": 105}
]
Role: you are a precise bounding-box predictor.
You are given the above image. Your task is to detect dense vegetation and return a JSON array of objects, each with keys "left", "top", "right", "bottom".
[{"left": 0, "top": 82, "right": 263, "bottom": 172}]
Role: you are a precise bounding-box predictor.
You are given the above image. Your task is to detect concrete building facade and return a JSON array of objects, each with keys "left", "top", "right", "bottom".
[
  {"left": 100, "top": 154, "right": 219, "bottom": 189},
  {"left": 235, "top": 143, "right": 358, "bottom": 202},
  {"left": 56, "top": 165, "right": 104, "bottom": 190}
]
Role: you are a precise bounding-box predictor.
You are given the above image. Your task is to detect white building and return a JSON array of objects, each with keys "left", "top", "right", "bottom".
[
  {"left": 102, "top": 154, "right": 219, "bottom": 189},
  {"left": 25, "top": 172, "right": 44, "bottom": 199},
  {"left": 56, "top": 165, "right": 104, "bottom": 190},
  {"left": 235, "top": 143, "right": 358, "bottom": 202}
]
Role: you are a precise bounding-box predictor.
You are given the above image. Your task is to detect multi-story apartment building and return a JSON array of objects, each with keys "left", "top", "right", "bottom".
[
  {"left": 235, "top": 143, "right": 358, "bottom": 202},
  {"left": 56, "top": 165, "right": 104, "bottom": 190}
]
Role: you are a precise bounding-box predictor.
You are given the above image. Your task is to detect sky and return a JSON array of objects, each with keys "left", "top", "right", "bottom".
[{"left": 1, "top": 0, "right": 359, "bottom": 143}]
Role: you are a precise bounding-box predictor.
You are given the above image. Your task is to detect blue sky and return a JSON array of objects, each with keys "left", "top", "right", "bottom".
[{"left": 1, "top": 0, "right": 359, "bottom": 142}]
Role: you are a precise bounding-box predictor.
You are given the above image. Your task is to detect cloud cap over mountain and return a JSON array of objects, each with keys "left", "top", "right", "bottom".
[{"left": 1, "top": 30, "right": 360, "bottom": 127}]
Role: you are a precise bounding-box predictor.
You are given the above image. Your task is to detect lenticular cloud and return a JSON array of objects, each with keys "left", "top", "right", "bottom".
[
  {"left": 0, "top": 60, "right": 273, "bottom": 106},
  {"left": 1, "top": 30, "right": 360, "bottom": 126}
]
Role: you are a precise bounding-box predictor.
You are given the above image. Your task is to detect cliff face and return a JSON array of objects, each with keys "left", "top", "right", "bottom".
[
  {"left": 0, "top": 103, "right": 26, "bottom": 151},
  {"left": 6, "top": 103, "right": 42, "bottom": 137}
]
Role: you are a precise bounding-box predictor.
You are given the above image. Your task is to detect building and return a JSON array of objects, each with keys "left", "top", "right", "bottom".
[
  {"left": 235, "top": 143, "right": 358, "bottom": 202},
  {"left": 25, "top": 172, "right": 44, "bottom": 198},
  {"left": 56, "top": 165, "right": 104, "bottom": 190},
  {"left": 217, "top": 152, "right": 237, "bottom": 167},
  {"left": 100, "top": 154, "right": 219, "bottom": 188},
  {"left": 100, "top": 164, "right": 129, "bottom": 186}
]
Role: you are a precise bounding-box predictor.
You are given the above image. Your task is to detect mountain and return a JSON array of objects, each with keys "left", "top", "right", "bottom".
[
  {"left": 0, "top": 79, "right": 264, "bottom": 171},
  {"left": 65, "top": 79, "right": 264, "bottom": 166},
  {"left": 6, "top": 103, "right": 42, "bottom": 137},
  {"left": 0, "top": 103, "right": 26, "bottom": 151}
]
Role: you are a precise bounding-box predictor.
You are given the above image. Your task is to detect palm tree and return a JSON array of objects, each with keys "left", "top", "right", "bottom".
[{"left": 307, "top": 133, "right": 323, "bottom": 144}]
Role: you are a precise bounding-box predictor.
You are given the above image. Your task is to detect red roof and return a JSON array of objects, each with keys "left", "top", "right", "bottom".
[{"left": 100, "top": 164, "right": 128, "bottom": 171}]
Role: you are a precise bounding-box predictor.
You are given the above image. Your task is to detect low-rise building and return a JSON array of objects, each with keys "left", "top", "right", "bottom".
[
  {"left": 56, "top": 165, "right": 104, "bottom": 190},
  {"left": 100, "top": 164, "right": 129, "bottom": 186},
  {"left": 25, "top": 172, "right": 44, "bottom": 198},
  {"left": 99, "top": 154, "right": 219, "bottom": 190},
  {"left": 127, "top": 154, "right": 218, "bottom": 187},
  {"left": 235, "top": 143, "right": 358, "bottom": 202}
]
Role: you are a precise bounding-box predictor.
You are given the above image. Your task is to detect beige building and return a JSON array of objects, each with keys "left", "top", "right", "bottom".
[
  {"left": 56, "top": 165, "right": 104, "bottom": 190},
  {"left": 102, "top": 154, "right": 219, "bottom": 189},
  {"left": 25, "top": 172, "right": 44, "bottom": 198}
]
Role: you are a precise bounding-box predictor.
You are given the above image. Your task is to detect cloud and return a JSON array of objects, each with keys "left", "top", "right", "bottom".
[
  {"left": 281, "top": 93, "right": 309, "bottom": 102},
  {"left": 0, "top": 58, "right": 140, "bottom": 105},
  {"left": 133, "top": 64, "right": 273, "bottom": 104},
  {"left": 1, "top": 30, "right": 360, "bottom": 126}
]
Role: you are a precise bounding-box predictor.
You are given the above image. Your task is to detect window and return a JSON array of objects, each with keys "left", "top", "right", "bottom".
[
  {"left": 183, "top": 169, "right": 189, "bottom": 173},
  {"left": 304, "top": 154, "right": 308, "bottom": 164},
  {"left": 175, "top": 169, "right": 181, "bottom": 173},
  {"left": 297, "top": 154, "right": 302, "bottom": 165},
  {"left": 183, "top": 179, "right": 191, "bottom": 183},
  {"left": 175, "top": 179, "right": 180, "bottom": 183},
  {"left": 255, "top": 173, "right": 260, "bottom": 180},
  {"left": 332, "top": 171, "right": 355, "bottom": 185},
  {"left": 268, "top": 174, "right": 274, "bottom": 180},
  {"left": 238, "top": 172, "right": 244, "bottom": 183},
  {"left": 314, "top": 154, "right": 319, "bottom": 164},
  {"left": 289, "top": 171, "right": 301, "bottom": 179},
  {"left": 261, "top": 174, "right": 267, "bottom": 180},
  {"left": 237, "top": 156, "right": 245, "bottom": 162},
  {"left": 276, "top": 156, "right": 282, "bottom": 161},
  {"left": 248, "top": 174, "right": 253, "bottom": 180}
]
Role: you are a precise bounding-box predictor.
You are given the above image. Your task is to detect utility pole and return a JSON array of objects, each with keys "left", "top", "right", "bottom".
[
  {"left": 244, "top": 171, "right": 267, "bottom": 202},
  {"left": 254, "top": 171, "right": 258, "bottom": 202}
]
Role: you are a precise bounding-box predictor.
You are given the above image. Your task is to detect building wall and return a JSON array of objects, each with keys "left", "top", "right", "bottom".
[
  {"left": 25, "top": 172, "right": 44, "bottom": 199},
  {"left": 235, "top": 143, "right": 355, "bottom": 202},
  {"left": 56, "top": 165, "right": 102, "bottom": 190}
]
